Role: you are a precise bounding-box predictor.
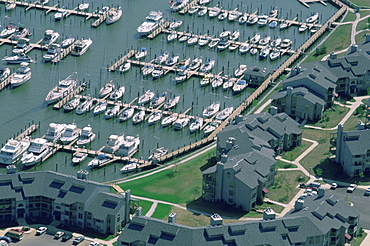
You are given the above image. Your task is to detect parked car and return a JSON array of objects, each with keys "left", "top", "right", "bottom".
[
  {"left": 54, "top": 231, "right": 65, "bottom": 239},
  {"left": 35, "top": 227, "right": 47, "bottom": 235},
  {"left": 364, "top": 188, "right": 370, "bottom": 196},
  {"left": 347, "top": 184, "right": 357, "bottom": 193},
  {"left": 306, "top": 182, "right": 321, "bottom": 189},
  {"left": 89, "top": 242, "right": 100, "bottom": 246},
  {"left": 61, "top": 233, "right": 73, "bottom": 242},
  {"left": 73, "top": 236, "right": 85, "bottom": 245},
  {"left": 331, "top": 183, "right": 338, "bottom": 189}
]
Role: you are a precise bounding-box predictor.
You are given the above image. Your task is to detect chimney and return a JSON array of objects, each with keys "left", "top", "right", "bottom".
[
  {"left": 358, "top": 121, "right": 365, "bottom": 130},
  {"left": 235, "top": 114, "right": 243, "bottom": 124},
  {"left": 210, "top": 214, "right": 223, "bottom": 226},
  {"left": 349, "top": 44, "right": 358, "bottom": 53},
  {"left": 77, "top": 169, "right": 89, "bottom": 180},
  {"left": 220, "top": 154, "right": 228, "bottom": 163},
  {"left": 290, "top": 66, "right": 301, "bottom": 76},
  {"left": 317, "top": 187, "right": 325, "bottom": 198},
  {"left": 294, "top": 199, "right": 304, "bottom": 211},
  {"left": 269, "top": 106, "right": 278, "bottom": 116},
  {"left": 136, "top": 207, "right": 142, "bottom": 216},
  {"left": 125, "top": 190, "right": 131, "bottom": 223},
  {"left": 329, "top": 52, "right": 337, "bottom": 59},
  {"left": 168, "top": 212, "right": 176, "bottom": 223},
  {"left": 6, "top": 165, "right": 17, "bottom": 174},
  {"left": 225, "top": 138, "right": 235, "bottom": 151},
  {"left": 263, "top": 207, "right": 276, "bottom": 220},
  {"left": 366, "top": 33, "right": 370, "bottom": 43}
]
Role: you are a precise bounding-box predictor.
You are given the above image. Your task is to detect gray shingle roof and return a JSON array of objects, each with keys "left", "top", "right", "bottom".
[{"left": 341, "top": 128, "right": 370, "bottom": 155}]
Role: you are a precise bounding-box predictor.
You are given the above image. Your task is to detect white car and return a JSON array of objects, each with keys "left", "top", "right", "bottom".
[
  {"left": 89, "top": 242, "right": 100, "bottom": 246},
  {"left": 54, "top": 231, "right": 64, "bottom": 239},
  {"left": 36, "top": 226, "right": 48, "bottom": 235},
  {"left": 347, "top": 184, "right": 357, "bottom": 193},
  {"left": 364, "top": 188, "right": 370, "bottom": 196},
  {"left": 331, "top": 183, "right": 338, "bottom": 189}
]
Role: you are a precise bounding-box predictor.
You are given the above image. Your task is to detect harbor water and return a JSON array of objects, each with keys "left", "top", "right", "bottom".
[{"left": 0, "top": 0, "right": 337, "bottom": 182}]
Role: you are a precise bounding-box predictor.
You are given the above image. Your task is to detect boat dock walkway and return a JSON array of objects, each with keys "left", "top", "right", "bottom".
[
  {"left": 91, "top": 10, "right": 110, "bottom": 27},
  {"left": 52, "top": 84, "right": 86, "bottom": 110},
  {"left": 15, "top": 124, "right": 39, "bottom": 140},
  {"left": 108, "top": 50, "right": 136, "bottom": 72},
  {"left": 298, "top": 0, "right": 327, "bottom": 8},
  {"left": 178, "top": 0, "right": 199, "bottom": 15},
  {"left": 51, "top": 41, "right": 77, "bottom": 64},
  {"left": 0, "top": 74, "right": 14, "bottom": 91}
]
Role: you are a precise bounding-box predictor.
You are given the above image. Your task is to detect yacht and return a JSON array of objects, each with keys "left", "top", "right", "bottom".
[
  {"left": 121, "top": 162, "right": 139, "bottom": 173},
  {"left": 138, "top": 90, "right": 155, "bottom": 105},
  {"left": 199, "top": 60, "right": 215, "bottom": 72},
  {"left": 229, "top": 30, "right": 240, "bottom": 41},
  {"left": 11, "top": 25, "right": 28, "bottom": 41},
  {"left": 175, "top": 67, "right": 189, "bottom": 83},
  {"left": 118, "top": 62, "right": 131, "bottom": 73},
  {"left": 257, "top": 15, "right": 268, "bottom": 27},
  {"left": 71, "top": 38, "right": 93, "bottom": 56},
  {"left": 150, "top": 91, "right": 167, "bottom": 107},
  {"left": 269, "top": 8, "right": 278, "bottom": 18},
  {"left": 299, "top": 23, "right": 308, "bottom": 32},
  {"left": 238, "top": 13, "right": 248, "bottom": 24},
  {"left": 306, "top": 12, "right": 319, "bottom": 23},
  {"left": 199, "top": 0, "right": 211, "bottom": 4},
  {"left": 5, "top": 2, "right": 16, "bottom": 11},
  {"left": 10, "top": 62, "right": 31, "bottom": 88},
  {"left": 78, "top": 1, "right": 89, "bottom": 11},
  {"left": 208, "top": 38, "right": 220, "bottom": 49},
  {"left": 142, "top": 65, "right": 154, "bottom": 77},
  {"left": 104, "top": 104, "right": 121, "bottom": 119},
  {"left": 13, "top": 38, "right": 30, "bottom": 54},
  {"left": 117, "top": 136, "right": 140, "bottom": 156},
  {"left": 189, "top": 58, "right": 202, "bottom": 70},
  {"left": 250, "top": 47, "right": 258, "bottom": 56},
  {"left": 223, "top": 77, "right": 236, "bottom": 90},
  {"left": 189, "top": 118, "right": 204, "bottom": 133},
  {"left": 106, "top": 6, "right": 122, "bottom": 25},
  {"left": 203, "top": 121, "right": 220, "bottom": 135},
  {"left": 76, "top": 125, "right": 96, "bottom": 146},
  {"left": 259, "top": 47, "right": 270, "bottom": 60},
  {"left": 211, "top": 76, "right": 224, "bottom": 89},
  {"left": 2, "top": 53, "right": 32, "bottom": 64},
  {"left": 219, "top": 30, "right": 231, "bottom": 38},
  {"left": 259, "top": 35, "right": 271, "bottom": 45},
  {"left": 169, "top": 19, "right": 183, "bottom": 29},
  {"left": 161, "top": 114, "right": 177, "bottom": 127},
  {"left": 148, "top": 147, "right": 169, "bottom": 160},
  {"left": 163, "top": 95, "right": 180, "bottom": 110},
  {"left": 43, "top": 44, "right": 61, "bottom": 62},
  {"left": 239, "top": 43, "right": 250, "bottom": 54},
  {"left": 187, "top": 35, "right": 199, "bottom": 46},
  {"left": 72, "top": 152, "right": 88, "bottom": 165},
  {"left": 270, "top": 49, "right": 281, "bottom": 60},
  {"left": 232, "top": 79, "right": 248, "bottom": 94},
  {"left": 88, "top": 154, "right": 110, "bottom": 169},
  {"left": 178, "top": 34, "right": 190, "bottom": 43},
  {"left": 0, "top": 66, "right": 10, "bottom": 82},
  {"left": 0, "top": 24, "right": 16, "bottom": 38},
  {"left": 59, "top": 123, "right": 81, "bottom": 145},
  {"left": 147, "top": 111, "right": 162, "bottom": 125},
  {"left": 270, "top": 37, "right": 282, "bottom": 47},
  {"left": 167, "top": 32, "right": 178, "bottom": 43},
  {"left": 173, "top": 117, "right": 190, "bottom": 130},
  {"left": 92, "top": 101, "right": 107, "bottom": 115},
  {"left": 208, "top": 5, "right": 221, "bottom": 18},
  {"left": 151, "top": 67, "right": 165, "bottom": 79},
  {"left": 197, "top": 8, "right": 207, "bottom": 17},
  {"left": 279, "top": 21, "right": 289, "bottom": 29},
  {"left": 250, "top": 33, "right": 261, "bottom": 44},
  {"left": 45, "top": 74, "right": 78, "bottom": 104},
  {"left": 132, "top": 110, "right": 145, "bottom": 124},
  {"left": 54, "top": 9, "right": 68, "bottom": 20},
  {"left": 103, "top": 134, "right": 125, "bottom": 153},
  {"left": 99, "top": 82, "right": 115, "bottom": 98},
  {"left": 135, "top": 47, "right": 147, "bottom": 60},
  {"left": 228, "top": 10, "right": 240, "bottom": 22},
  {"left": 137, "top": 11, "right": 163, "bottom": 35},
  {"left": 234, "top": 64, "right": 247, "bottom": 77},
  {"left": 170, "top": 0, "right": 189, "bottom": 12},
  {"left": 215, "top": 107, "right": 234, "bottom": 120},
  {"left": 109, "top": 86, "right": 125, "bottom": 101},
  {"left": 119, "top": 107, "right": 135, "bottom": 122},
  {"left": 217, "top": 39, "right": 231, "bottom": 51},
  {"left": 61, "top": 36, "right": 75, "bottom": 48},
  {"left": 187, "top": 5, "right": 199, "bottom": 15},
  {"left": 198, "top": 35, "right": 210, "bottom": 47},
  {"left": 75, "top": 98, "right": 94, "bottom": 115},
  {"left": 44, "top": 123, "right": 66, "bottom": 143},
  {"left": 21, "top": 138, "right": 51, "bottom": 166},
  {"left": 0, "top": 137, "right": 31, "bottom": 165},
  {"left": 202, "top": 102, "right": 220, "bottom": 118},
  {"left": 280, "top": 38, "right": 293, "bottom": 48},
  {"left": 218, "top": 11, "right": 228, "bottom": 21},
  {"left": 246, "top": 14, "right": 258, "bottom": 26},
  {"left": 200, "top": 74, "right": 212, "bottom": 87},
  {"left": 40, "top": 29, "right": 59, "bottom": 47}
]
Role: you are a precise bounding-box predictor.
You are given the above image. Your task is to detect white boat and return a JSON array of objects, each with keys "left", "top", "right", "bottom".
[
  {"left": 310, "top": 26, "right": 320, "bottom": 34},
  {"left": 238, "top": 13, "right": 248, "bottom": 24},
  {"left": 219, "top": 30, "right": 231, "bottom": 38},
  {"left": 147, "top": 111, "right": 162, "bottom": 125},
  {"left": 0, "top": 137, "right": 30, "bottom": 165},
  {"left": 119, "top": 107, "right": 135, "bottom": 122},
  {"left": 306, "top": 12, "right": 319, "bottom": 23},
  {"left": 118, "top": 62, "right": 131, "bottom": 73},
  {"left": 218, "top": 11, "right": 228, "bottom": 21},
  {"left": 259, "top": 35, "right": 271, "bottom": 45},
  {"left": 5, "top": 2, "right": 16, "bottom": 11},
  {"left": 71, "top": 38, "right": 93, "bottom": 56},
  {"left": 98, "top": 6, "right": 110, "bottom": 15},
  {"left": 228, "top": 10, "right": 240, "bottom": 22},
  {"left": 199, "top": 0, "right": 211, "bottom": 4},
  {"left": 217, "top": 39, "right": 231, "bottom": 51},
  {"left": 167, "top": 32, "right": 178, "bottom": 42},
  {"left": 54, "top": 9, "right": 68, "bottom": 20},
  {"left": 2, "top": 53, "right": 32, "bottom": 64},
  {"left": 189, "top": 118, "right": 204, "bottom": 133},
  {"left": 121, "top": 162, "right": 139, "bottom": 173},
  {"left": 232, "top": 79, "right": 248, "bottom": 93},
  {"left": 21, "top": 138, "right": 50, "bottom": 166},
  {"left": 132, "top": 110, "right": 145, "bottom": 124},
  {"left": 229, "top": 30, "right": 240, "bottom": 41},
  {"left": 76, "top": 125, "right": 96, "bottom": 146},
  {"left": 106, "top": 6, "right": 122, "bottom": 25},
  {"left": 208, "top": 38, "right": 220, "bottom": 49},
  {"left": 75, "top": 98, "right": 94, "bottom": 115},
  {"left": 165, "top": 55, "right": 179, "bottom": 66},
  {"left": 88, "top": 154, "right": 110, "bottom": 168},
  {"left": 154, "top": 52, "right": 169, "bottom": 64},
  {"left": 138, "top": 90, "right": 155, "bottom": 105},
  {"left": 246, "top": 15, "right": 258, "bottom": 26},
  {"left": 151, "top": 91, "right": 167, "bottom": 107},
  {"left": 229, "top": 43, "right": 239, "bottom": 51},
  {"left": 137, "top": 11, "right": 163, "bottom": 35},
  {"left": 44, "top": 123, "right": 66, "bottom": 143},
  {"left": 173, "top": 117, "right": 190, "bottom": 130},
  {"left": 170, "top": 0, "right": 189, "bottom": 12},
  {"left": 59, "top": 123, "right": 81, "bottom": 145},
  {"left": 99, "top": 82, "right": 115, "bottom": 98},
  {"left": 200, "top": 74, "right": 212, "bottom": 87},
  {"left": 103, "top": 134, "right": 125, "bottom": 153},
  {"left": 279, "top": 21, "right": 289, "bottom": 29},
  {"left": 270, "top": 49, "right": 281, "bottom": 60},
  {"left": 280, "top": 38, "right": 292, "bottom": 48},
  {"left": 259, "top": 47, "right": 270, "bottom": 59},
  {"left": 45, "top": 74, "right": 78, "bottom": 104},
  {"left": 223, "top": 77, "right": 236, "bottom": 90},
  {"left": 269, "top": 8, "right": 278, "bottom": 18},
  {"left": 250, "top": 47, "right": 258, "bottom": 56},
  {"left": 299, "top": 23, "right": 308, "bottom": 32},
  {"left": 0, "top": 66, "right": 10, "bottom": 82},
  {"left": 239, "top": 43, "right": 250, "bottom": 54},
  {"left": 202, "top": 102, "right": 220, "bottom": 118},
  {"left": 211, "top": 76, "right": 224, "bottom": 89},
  {"left": 169, "top": 19, "right": 183, "bottom": 29},
  {"left": 189, "top": 58, "right": 202, "bottom": 70},
  {"left": 161, "top": 114, "right": 177, "bottom": 127},
  {"left": 10, "top": 62, "right": 31, "bottom": 88},
  {"left": 215, "top": 107, "right": 234, "bottom": 120},
  {"left": 151, "top": 67, "right": 164, "bottom": 79},
  {"left": 270, "top": 37, "right": 282, "bottom": 47},
  {"left": 257, "top": 15, "right": 268, "bottom": 27},
  {"left": 12, "top": 38, "right": 30, "bottom": 54},
  {"left": 40, "top": 30, "right": 59, "bottom": 47},
  {"left": 78, "top": 1, "right": 89, "bottom": 11},
  {"left": 187, "top": 35, "right": 199, "bottom": 46},
  {"left": 148, "top": 147, "right": 169, "bottom": 160},
  {"left": 198, "top": 35, "right": 210, "bottom": 47},
  {"left": 43, "top": 44, "right": 61, "bottom": 62},
  {"left": 197, "top": 8, "right": 207, "bottom": 17},
  {"left": 178, "top": 34, "right": 190, "bottom": 42},
  {"left": 72, "top": 152, "right": 88, "bottom": 165},
  {"left": 92, "top": 101, "right": 107, "bottom": 115},
  {"left": 234, "top": 64, "right": 247, "bottom": 77},
  {"left": 208, "top": 5, "right": 221, "bottom": 18},
  {"left": 250, "top": 33, "right": 261, "bottom": 44},
  {"left": 109, "top": 86, "right": 125, "bottom": 101},
  {"left": 104, "top": 104, "right": 121, "bottom": 119},
  {"left": 0, "top": 25, "right": 16, "bottom": 37},
  {"left": 188, "top": 6, "right": 199, "bottom": 15},
  {"left": 175, "top": 68, "right": 189, "bottom": 82},
  {"left": 142, "top": 65, "right": 155, "bottom": 77},
  {"left": 61, "top": 36, "right": 75, "bottom": 48},
  {"left": 163, "top": 95, "right": 180, "bottom": 110},
  {"left": 199, "top": 60, "right": 215, "bottom": 72},
  {"left": 203, "top": 121, "right": 220, "bottom": 135},
  {"left": 135, "top": 47, "right": 147, "bottom": 59}
]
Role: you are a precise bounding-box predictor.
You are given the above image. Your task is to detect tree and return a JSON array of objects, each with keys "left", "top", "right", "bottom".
[
  {"left": 359, "top": 171, "right": 365, "bottom": 180},
  {"left": 315, "top": 168, "right": 323, "bottom": 177}
]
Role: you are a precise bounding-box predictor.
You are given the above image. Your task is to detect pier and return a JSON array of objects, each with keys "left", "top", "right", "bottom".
[
  {"left": 52, "top": 84, "right": 86, "bottom": 110},
  {"left": 108, "top": 50, "right": 136, "bottom": 72},
  {"left": 0, "top": 74, "right": 14, "bottom": 91},
  {"left": 51, "top": 41, "right": 77, "bottom": 63},
  {"left": 15, "top": 124, "right": 39, "bottom": 140}
]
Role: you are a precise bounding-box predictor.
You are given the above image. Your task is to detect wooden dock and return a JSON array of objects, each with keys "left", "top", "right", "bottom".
[
  {"left": 179, "top": 0, "right": 199, "bottom": 14},
  {"left": 0, "top": 74, "right": 14, "bottom": 91},
  {"left": 147, "top": 21, "right": 170, "bottom": 39},
  {"left": 51, "top": 41, "right": 77, "bottom": 64},
  {"left": 52, "top": 84, "right": 86, "bottom": 110},
  {"left": 15, "top": 124, "right": 39, "bottom": 140},
  {"left": 298, "top": 0, "right": 327, "bottom": 8},
  {"left": 91, "top": 9, "right": 110, "bottom": 27},
  {"left": 108, "top": 50, "right": 135, "bottom": 72}
]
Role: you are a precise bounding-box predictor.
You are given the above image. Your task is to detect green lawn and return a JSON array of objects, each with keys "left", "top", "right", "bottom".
[
  {"left": 306, "top": 104, "right": 349, "bottom": 128},
  {"left": 281, "top": 140, "right": 311, "bottom": 161},
  {"left": 356, "top": 17, "right": 370, "bottom": 32},
  {"left": 343, "top": 11, "right": 356, "bottom": 22},
  {"left": 133, "top": 200, "right": 153, "bottom": 216},
  {"left": 351, "top": 0, "right": 370, "bottom": 7},
  {"left": 355, "top": 31, "right": 369, "bottom": 44},
  {"left": 151, "top": 203, "right": 172, "bottom": 220},
  {"left": 275, "top": 160, "right": 297, "bottom": 169}
]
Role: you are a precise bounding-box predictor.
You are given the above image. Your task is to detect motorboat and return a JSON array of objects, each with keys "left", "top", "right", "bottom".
[
  {"left": 202, "top": 102, "right": 220, "bottom": 118},
  {"left": 208, "top": 38, "right": 220, "bottom": 49},
  {"left": 269, "top": 8, "right": 278, "bottom": 18},
  {"left": 197, "top": 8, "right": 207, "bottom": 17},
  {"left": 310, "top": 26, "right": 320, "bottom": 34},
  {"left": 259, "top": 35, "right": 271, "bottom": 45},
  {"left": 76, "top": 125, "right": 96, "bottom": 146},
  {"left": 142, "top": 65, "right": 155, "bottom": 77},
  {"left": 118, "top": 62, "right": 131, "bottom": 73},
  {"left": 228, "top": 10, "right": 240, "bottom": 22},
  {"left": 147, "top": 111, "right": 163, "bottom": 125},
  {"left": 188, "top": 5, "right": 199, "bottom": 15},
  {"left": 103, "top": 134, "right": 125, "bottom": 153},
  {"left": 10, "top": 62, "right": 31, "bottom": 88},
  {"left": 10, "top": 25, "right": 29, "bottom": 41},
  {"left": 161, "top": 114, "right": 177, "bottom": 127},
  {"left": 269, "top": 21, "right": 277, "bottom": 28},
  {"left": 148, "top": 147, "right": 169, "bottom": 160},
  {"left": 217, "top": 39, "right": 231, "bottom": 51},
  {"left": 167, "top": 32, "right": 178, "bottom": 42},
  {"left": 199, "top": 60, "right": 215, "bottom": 72},
  {"left": 151, "top": 67, "right": 165, "bottom": 79},
  {"left": 165, "top": 55, "right": 179, "bottom": 66},
  {"left": 98, "top": 6, "right": 110, "bottom": 15},
  {"left": 0, "top": 66, "right": 10, "bottom": 82},
  {"left": 71, "top": 38, "right": 93, "bottom": 56},
  {"left": 121, "top": 162, "right": 139, "bottom": 173},
  {"left": 173, "top": 117, "right": 190, "bottom": 130},
  {"left": 232, "top": 79, "right": 248, "bottom": 93},
  {"left": 138, "top": 90, "right": 155, "bottom": 105},
  {"left": 199, "top": 0, "right": 211, "bottom": 4},
  {"left": 178, "top": 34, "right": 190, "bottom": 42},
  {"left": 250, "top": 47, "right": 258, "bottom": 56},
  {"left": 43, "top": 44, "right": 61, "bottom": 62},
  {"left": 229, "top": 30, "right": 240, "bottom": 41},
  {"left": 279, "top": 21, "right": 289, "bottom": 29},
  {"left": 250, "top": 33, "right": 261, "bottom": 44},
  {"left": 2, "top": 53, "right": 32, "bottom": 64},
  {"left": 177, "top": 57, "right": 191, "bottom": 68},
  {"left": 198, "top": 35, "right": 210, "bottom": 47},
  {"left": 54, "top": 9, "right": 68, "bottom": 20},
  {"left": 59, "top": 123, "right": 81, "bottom": 145},
  {"left": 223, "top": 77, "right": 236, "bottom": 90},
  {"left": 137, "top": 11, "right": 163, "bottom": 35},
  {"left": 45, "top": 74, "right": 77, "bottom": 104},
  {"left": 234, "top": 64, "right": 247, "bottom": 77},
  {"left": 270, "top": 49, "right": 281, "bottom": 60},
  {"left": 119, "top": 107, "right": 135, "bottom": 122},
  {"left": 154, "top": 52, "right": 169, "bottom": 64},
  {"left": 270, "top": 37, "right": 282, "bottom": 47},
  {"left": 40, "top": 0, "right": 49, "bottom": 4},
  {"left": 200, "top": 74, "right": 212, "bottom": 87},
  {"left": 109, "top": 86, "right": 125, "bottom": 101},
  {"left": 299, "top": 23, "right": 308, "bottom": 32},
  {"left": 203, "top": 121, "right": 220, "bottom": 135},
  {"left": 189, "top": 118, "right": 204, "bottom": 133},
  {"left": 215, "top": 107, "right": 234, "bottom": 120},
  {"left": 61, "top": 36, "right": 75, "bottom": 48},
  {"left": 280, "top": 38, "right": 292, "bottom": 48},
  {"left": 211, "top": 76, "right": 224, "bottom": 89},
  {"left": 0, "top": 137, "right": 30, "bottom": 165},
  {"left": 104, "top": 104, "right": 121, "bottom": 119},
  {"left": 163, "top": 95, "right": 180, "bottom": 110},
  {"left": 175, "top": 68, "right": 189, "bottom": 83},
  {"left": 5, "top": 2, "right": 16, "bottom": 11},
  {"left": 187, "top": 35, "right": 199, "bottom": 46},
  {"left": 239, "top": 43, "right": 250, "bottom": 54},
  {"left": 208, "top": 5, "right": 221, "bottom": 18},
  {"left": 257, "top": 15, "right": 268, "bottom": 27},
  {"left": 78, "top": 1, "right": 89, "bottom": 11},
  {"left": 170, "top": 0, "right": 189, "bottom": 12},
  {"left": 150, "top": 91, "right": 167, "bottom": 107},
  {"left": 259, "top": 47, "right": 270, "bottom": 59},
  {"left": 99, "top": 82, "right": 115, "bottom": 98},
  {"left": 219, "top": 30, "right": 231, "bottom": 38},
  {"left": 218, "top": 11, "right": 228, "bottom": 21},
  {"left": 0, "top": 24, "right": 16, "bottom": 38},
  {"left": 246, "top": 15, "right": 258, "bottom": 26},
  {"left": 189, "top": 58, "right": 202, "bottom": 70},
  {"left": 306, "top": 12, "right": 319, "bottom": 23},
  {"left": 21, "top": 138, "right": 50, "bottom": 166},
  {"left": 169, "top": 19, "right": 183, "bottom": 29},
  {"left": 106, "top": 6, "right": 122, "bottom": 25},
  {"left": 75, "top": 98, "right": 94, "bottom": 115},
  {"left": 132, "top": 110, "right": 146, "bottom": 124},
  {"left": 40, "top": 30, "right": 59, "bottom": 47},
  {"left": 238, "top": 13, "right": 248, "bottom": 24},
  {"left": 88, "top": 154, "right": 110, "bottom": 169},
  {"left": 72, "top": 152, "right": 88, "bottom": 165},
  {"left": 135, "top": 47, "right": 147, "bottom": 60},
  {"left": 229, "top": 43, "right": 239, "bottom": 51},
  {"left": 44, "top": 123, "right": 66, "bottom": 143},
  {"left": 93, "top": 101, "right": 107, "bottom": 115}
]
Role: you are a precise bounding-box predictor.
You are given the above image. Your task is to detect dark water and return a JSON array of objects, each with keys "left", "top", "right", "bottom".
[{"left": 0, "top": 0, "right": 337, "bottom": 181}]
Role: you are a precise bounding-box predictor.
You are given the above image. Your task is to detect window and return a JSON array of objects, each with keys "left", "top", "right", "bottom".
[
  {"left": 226, "top": 172, "right": 230, "bottom": 178},
  {"left": 229, "top": 182, "right": 234, "bottom": 188},
  {"left": 117, "top": 214, "right": 121, "bottom": 222},
  {"left": 78, "top": 213, "right": 83, "bottom": 219},
  {"left": 229, "top": 190, "right": 234, "bottom": 196}
]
